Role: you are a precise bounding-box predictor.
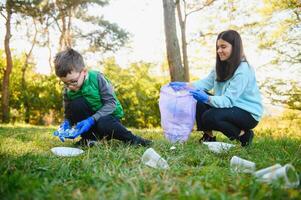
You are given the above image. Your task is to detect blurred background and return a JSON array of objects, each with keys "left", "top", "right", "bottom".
[{"left": 0, "top": 0, "right": 300, "bottom": 127}]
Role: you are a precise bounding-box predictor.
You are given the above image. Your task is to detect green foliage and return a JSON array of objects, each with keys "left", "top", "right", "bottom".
[
  {"left": 0, "top": 118, "right": 300, "bottom": 199},
  {"left": 0, "top": 51, "right": 63, "bottom": 125},
  {"left": 0, "top": 51, "right": 167, "bottom": 127},
  {"left": 103, "top": 59, "right": 167, "bottom": 128},
  {"left": 74, "top": 13, "right": 129, "bottom": 53},
  {"left": 260, "top": 78, "right": 301, "bottom": 110},
  {"left": 259, "top": 0, "right": 301, "bottom": 65}
]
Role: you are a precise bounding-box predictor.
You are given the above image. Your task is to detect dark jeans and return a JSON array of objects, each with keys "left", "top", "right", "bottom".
[
  {"left": 196, "top": 101, "right": 258, "bottom": 140},
  {"left": 65, "top": 97, "right": 137, "bottom": 142}
]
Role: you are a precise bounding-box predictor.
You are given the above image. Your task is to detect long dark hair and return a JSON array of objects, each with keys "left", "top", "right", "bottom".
[{"left": 215, "top": 30, "right": 246, "bottom": 82}]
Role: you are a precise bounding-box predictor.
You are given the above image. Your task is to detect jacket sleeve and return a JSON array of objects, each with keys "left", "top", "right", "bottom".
[
  {"left": 209, "top": 69, "right": 249, "bottom": 108},
  {"left": 92, "top": 73, "right": 117, "bottom": 121},
  {"left": 192, "top": 69, "right": 215, "bottom": 91}
]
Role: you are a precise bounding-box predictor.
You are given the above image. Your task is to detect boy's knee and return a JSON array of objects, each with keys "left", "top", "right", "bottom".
[{"left": 95, "top": 115, "right": 117, "bottom": 130}]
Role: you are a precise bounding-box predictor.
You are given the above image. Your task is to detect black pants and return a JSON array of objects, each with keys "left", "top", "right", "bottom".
[
  {"left": 65, "top": 97, "right": 137, "bottom": 142},
  {"left": 196, "top": 101, "right": 258, "bottom": 140}
]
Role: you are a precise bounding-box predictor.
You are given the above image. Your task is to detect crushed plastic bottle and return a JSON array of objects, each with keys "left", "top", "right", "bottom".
[{"left": 54, "top": 127, "right": 77, "bottom": 142}]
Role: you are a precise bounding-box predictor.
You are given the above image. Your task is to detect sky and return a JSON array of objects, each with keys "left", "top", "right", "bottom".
[
  {"left": 1, "top": 0, "right": 298, "bottom": 114},
  {"left": 0, "top": 0, "right": 298, "bottom": 82},
  {"left": 0, "top": 0, "right": 166, "bottom": 74},
  {"left": 0, "top": 0, "right": 273, "bottom": 74}
]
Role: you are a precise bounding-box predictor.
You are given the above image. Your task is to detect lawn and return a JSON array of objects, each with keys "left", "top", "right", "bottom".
[{"left": 0, "top": 114, "right": 300, "bottom": 200}]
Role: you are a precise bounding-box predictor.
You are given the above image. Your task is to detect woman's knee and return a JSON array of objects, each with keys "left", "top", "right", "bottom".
[
  {"left": 196, "top": 101, "right": 209, "bottom": 113},
  {"left": 201, "top": 110, "right": 216, "bottom": 125}
]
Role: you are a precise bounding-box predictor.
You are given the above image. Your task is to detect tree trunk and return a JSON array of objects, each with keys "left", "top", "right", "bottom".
[
  {"left": 1, "top": 3, "right": 13, "bottom": 123},
  {"left": 59, "top": 13, "right": 66, "bottom": 51},
  {"left": 176, "top": 1, "right": 190, "bottom": 81},
  {"left": 22, "top": 19, "right": 38, "bottom": 123},
  {"left": 162, "top": 0, "right": 185, "bottom": 81},
  {"left": 46, "top": 27, "right": 53, "bottom": 74},
  {"left": 66, "top": 9, "right": 72, "bottom": 48}
]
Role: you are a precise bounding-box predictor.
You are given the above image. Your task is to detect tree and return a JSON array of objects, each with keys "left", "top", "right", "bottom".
[
  {"left": 261, "top": 78, "right": 301, "bottom": 111},
  {"left": 162, "top": 0, "right": 184, "bottom": 82},
  {"left": 163, "top": 0, "right": 216, "bottom": 82},
  {"left": 44, "top": 0, "right": 129, "bottom": 52},
  {"left": 0, "top": 0, "right": 129, "bottom": 123},
  {"left": 0, "top": 1, "right": 13, "bottom": 123},
  {"left": 257, "top": 0, "right": 301, "bottom": 110},
  {"left": 258, "top": 0, "right": 301, "bottom": 65},
  {"left": 175, "top": 0, "right": 215, "bottom": 81},
  {"left": 103, "top": 59, "right": 163, "bottom": 128}
]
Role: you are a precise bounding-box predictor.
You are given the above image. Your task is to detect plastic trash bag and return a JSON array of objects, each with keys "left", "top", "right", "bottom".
[{"left": 159, "top": 84, "right": 196, "bottom": 143}]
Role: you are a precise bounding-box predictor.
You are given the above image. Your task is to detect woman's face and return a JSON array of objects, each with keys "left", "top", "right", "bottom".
[{"left": 217, "top": 39, "right": 232, "bottom": 61}]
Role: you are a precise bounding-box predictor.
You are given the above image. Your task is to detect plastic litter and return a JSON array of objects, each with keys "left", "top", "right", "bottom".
[
  {"left": 51, "top": 147, "right": 84, "bottom": 157},
  {"left": 170, "top": 146, "right": 176, "bottom": 150},
  {"left": 203, "top": 142, "right": 235, "bottom": 153},
  {"left": 141, "top": 148, "right": 169, "bottom": 169},
  {"left": 53, "top": 127, "right": 77, "bottom": 142},
  {"left": 230, "top": 156, "right": 256, "bottom": 173},
  {"left": 159, "top": 84, "right": 196, "bottom": 143},
  {"left": 254, "top": 164, "right": 282, "bottom": 178},
  {"left": 258, "top": 164, "right": 300, "bottom": 188}
]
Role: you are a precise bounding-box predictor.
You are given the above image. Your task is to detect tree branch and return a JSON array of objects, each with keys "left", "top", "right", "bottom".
[
  {"left": 186, "top": 0, "right": 216, "bottom": 17},
  {"left": 0, "top": 9, "right": 7, "bottom": 19}
]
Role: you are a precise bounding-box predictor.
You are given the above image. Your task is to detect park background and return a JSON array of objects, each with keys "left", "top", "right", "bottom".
[{"left": 0, "top": 0, "right": 300, "bottom": 199}]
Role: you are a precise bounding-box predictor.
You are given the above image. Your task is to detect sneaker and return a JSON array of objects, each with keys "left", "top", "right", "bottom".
[
  {"left": 199, "top": 133, "right": 216, "bottom": 143},
  {"left": 130, "top": 136, "right": 152, "bottom": 147},
  {"left": 239, "top": 130, "right": 254, "bottom": 147},
  {"left": 75, "top": 139, "right": 96, "bottom": 147}
]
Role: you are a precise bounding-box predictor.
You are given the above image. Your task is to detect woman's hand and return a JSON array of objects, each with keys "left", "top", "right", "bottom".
[{"left": 189, "top": 90, "right": 209, "bottom": 103}]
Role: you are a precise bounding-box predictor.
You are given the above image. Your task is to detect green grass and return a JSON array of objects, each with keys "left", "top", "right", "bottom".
[{"left": 0, "top": 117, "right": 301, "bottom": 200}]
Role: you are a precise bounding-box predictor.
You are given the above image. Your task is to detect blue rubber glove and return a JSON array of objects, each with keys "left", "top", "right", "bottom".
[
  {"left": 60, "top": 120, "right": 71, "bottom": 130},
  {"left": 62, "top": 128, "right": 81, "bottom": 140},
  {"left": 169, "top": 82, "right": 187, "bottom": 91},
  {"left": 53, "top": 120, "right": 71, "bottom": 142},
  {"left": 189, "top": 90, "right": 209, "bottom": 103},
  {"left": 75, "top": 117, "right": 95, "bottom": 136}
]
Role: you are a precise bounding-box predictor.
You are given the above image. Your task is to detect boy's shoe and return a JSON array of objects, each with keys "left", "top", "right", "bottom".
[
  {"left": 130, "top": 136, "right": 152, "bottom": 147},
  {"left": 199, "top": 133, "right": 216, "bottom": 143},
  {"left": 75, "top": 139, "right": 96, "bottom": 147},
  {"left": 239, "top": 130, "right": 254, "bottom": 147}
]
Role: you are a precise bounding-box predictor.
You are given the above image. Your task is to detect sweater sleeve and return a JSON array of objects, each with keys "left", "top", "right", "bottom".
[
  {"left": 92, "top": 73, "right": 117, "bottom": 121},
  {"left": 209, "top": 69, "right": 249, "bottom": 108},
  {"left": 192, "top": 69, "right": 215, "bottom": 91}
]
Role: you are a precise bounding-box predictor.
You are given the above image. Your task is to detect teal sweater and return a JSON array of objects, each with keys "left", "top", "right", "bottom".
[{"left": 193, "top": 62, "right": 263, "bottom": 121}]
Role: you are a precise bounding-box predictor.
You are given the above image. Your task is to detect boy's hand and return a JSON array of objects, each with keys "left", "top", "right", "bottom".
[
  {"left": 60, "top": 120, "right": 71, "bottom": 130},
  {"left": 75, "top": 117, "right": 95, "bottom": 136},
  {"left": 53, "top": 120, "right": 71, "bottom": 142}
]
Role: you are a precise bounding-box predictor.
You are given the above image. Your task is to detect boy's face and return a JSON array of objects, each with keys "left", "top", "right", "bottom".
[{"left": 60, "top": 70, "right": 86, "bottom": 91}]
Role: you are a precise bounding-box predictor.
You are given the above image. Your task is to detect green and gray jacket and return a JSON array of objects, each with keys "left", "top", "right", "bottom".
[{"left": 63, "top": 70, "right": 124, "bottom": 121}]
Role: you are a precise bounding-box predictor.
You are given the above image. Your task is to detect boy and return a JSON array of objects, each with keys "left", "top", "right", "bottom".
[{"left": 53, "top": 48, "right": 151, "bottom": 147}]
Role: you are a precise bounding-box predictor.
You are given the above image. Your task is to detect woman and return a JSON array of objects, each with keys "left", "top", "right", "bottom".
[{"left": 170, "top": 30, "right": 263, "bottom": 147}]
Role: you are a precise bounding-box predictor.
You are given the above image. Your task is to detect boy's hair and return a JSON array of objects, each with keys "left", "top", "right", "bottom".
[
  {"left": 215, "top": 30, "right": 246, "bottom": 82},
  {"left": 54, "top": 48, "right": 85, "bottom": 77}
]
